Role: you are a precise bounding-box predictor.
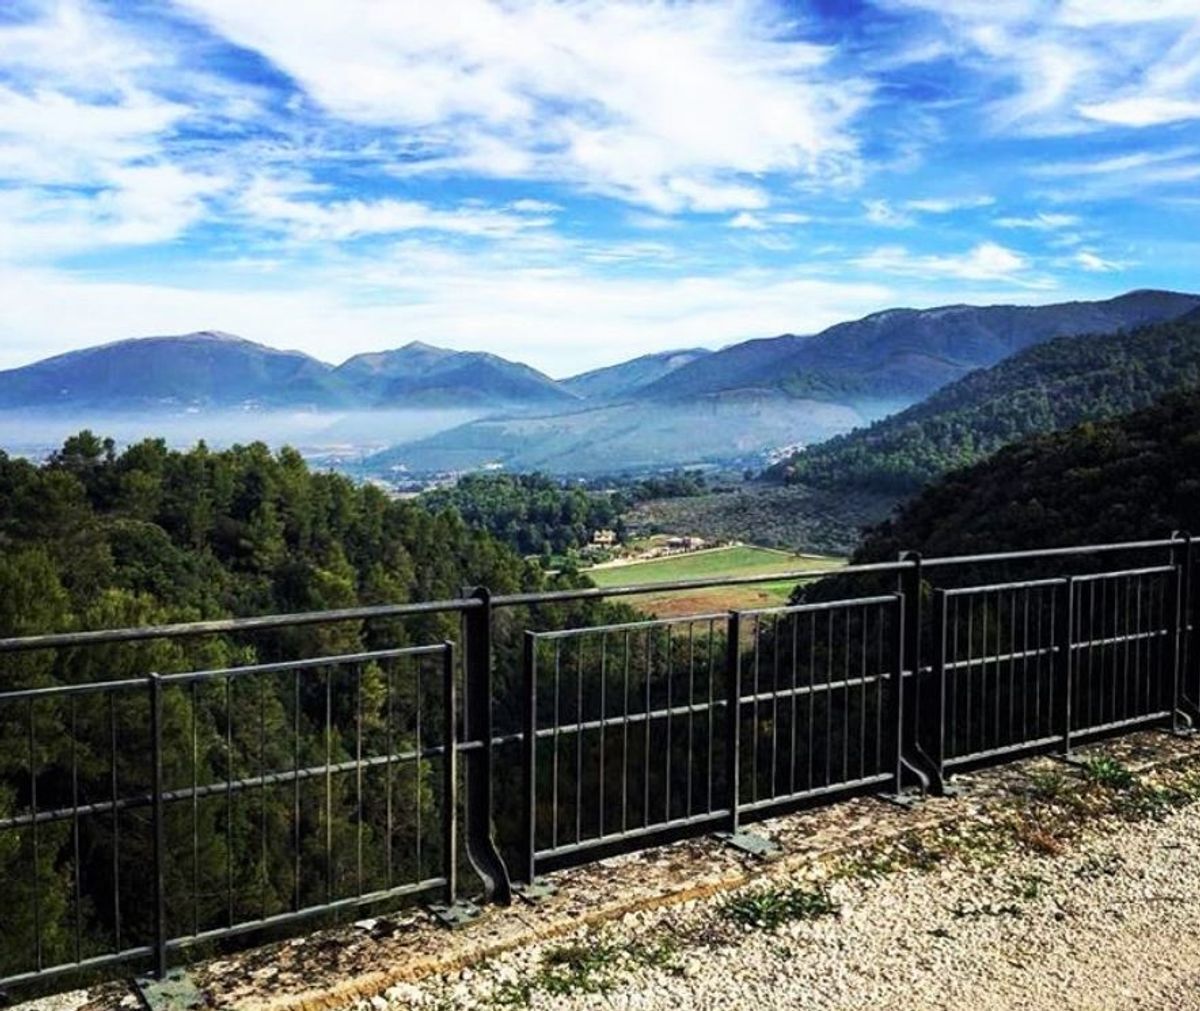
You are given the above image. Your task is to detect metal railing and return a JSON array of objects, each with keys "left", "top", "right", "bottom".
[{"left": 0, "top": 535, "right": 1196, "bottom": 997}]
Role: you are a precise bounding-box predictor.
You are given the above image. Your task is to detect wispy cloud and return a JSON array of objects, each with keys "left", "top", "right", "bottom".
[
  {"left": 172, "top": 0, "right": 871, "bottom": 213},
  {"left": 995, "top": 212, "right": 1079, "bottom": 230},
  {"left": 854, "top": 241, "right": 1045, "bottom": 285}
]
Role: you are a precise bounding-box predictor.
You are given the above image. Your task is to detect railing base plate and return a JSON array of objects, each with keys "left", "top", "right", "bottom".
[
  {"left": 513, "top": 879, "right": 558, "bottom": 904},
  {"left": 877, "top": 789, "right": 923, "bottom": 808},
  {"left": 134, "top": 969, "right": 204, "bottom": 1011},
  {"left": 714, "top": 830, "right": 781, "bottom": 859},
  {"left": 428, "top": 899, "right": 482, "bottom": 928}
]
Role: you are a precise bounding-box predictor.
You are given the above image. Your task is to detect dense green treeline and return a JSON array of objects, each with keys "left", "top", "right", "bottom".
[
  {"left": 771, "top": 311, "right": 1200, "bottom": 496},
  {"left": 0, "top": 433, "right": 631, "bottom": 983},
  {"left": 418, "top": 470, "right": 710, "bottom": 558},
  {"left": 420, "top": 472, "right": 626, "bottom": 557},
  {"left": 851, "top": 388, "right": 1200, "bottom": 564}
]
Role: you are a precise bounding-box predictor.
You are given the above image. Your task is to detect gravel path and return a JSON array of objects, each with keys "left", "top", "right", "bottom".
[{"left": 385, "top": 799, "right": 1200, "bottom": 1011}]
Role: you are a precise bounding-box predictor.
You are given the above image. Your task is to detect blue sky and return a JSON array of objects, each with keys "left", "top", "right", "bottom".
[{"left": 0, "top": 0, "right": 1198, "bottom": 376}]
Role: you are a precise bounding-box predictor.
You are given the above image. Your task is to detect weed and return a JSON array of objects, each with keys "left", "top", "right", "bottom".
[
  {"left": 1081, "top": 756, "right": 1136, "bottom": 791},
  {"left": 720, "top": 883, "right": 839, "bottom": 931},
  {"left": 491, "top": 933, "right": 681, "bottom": 1007},
  {"left": 1026, "top": 767, "right": 1075, "bottom": 803}
]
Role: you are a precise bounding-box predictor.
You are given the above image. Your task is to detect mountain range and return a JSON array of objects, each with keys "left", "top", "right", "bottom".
[{"left": 3, "top": 289, "right": 1198, "bottom": 473}]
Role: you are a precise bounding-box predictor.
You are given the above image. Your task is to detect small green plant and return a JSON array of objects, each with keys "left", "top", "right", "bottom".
[
  {"left": 720, "top": 883, "right": 838, "bottom": 931},
  {"left": 491, "top": 933, "right": 680, "bottom": 1007},
  {"left": 1026, "top": 767, "right": 1075, "bottom": 802},
  {"left": 1081, "top": 756, "right": 1136, "bottom": 791}
]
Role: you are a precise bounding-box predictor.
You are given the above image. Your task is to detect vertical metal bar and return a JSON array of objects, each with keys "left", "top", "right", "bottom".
[
  {"left": 725, "top": 611, "right": 742, "bottom": 833},
  {"left": 227, "top": 674, "right": 235, "bottom": 924},
  {"left": 521, "top": 631, "right": 537, "bottom": 885},
  {"left": 790, "top": 613, "right": 799, "bottom": 793},
  {"left": 29, "top": 698, "right": 41, "bottom": 971},
  {"left": 576, "top": 637, "right": 584, "bottom": 843},
  {"left": 192, "top": 681, "right": 200, "bottom": 935},
  {"left": 706, "top": 619, "right": 715, "bottom": 813},
  {"left": 1060, "top": 579, "right": 1075, "bottom": 754},
  {"left": 324, "top": 667, "right": 332, "bottom": 903},
  {"left": 664, "top": 626, "right": 673, "bottom": 821},
  {"left": 442, "top": 642, "right": 458, "bottom": 905},
  {"left": 858, "top": 604, "right": 868, "bottom": 781},
  {"left": 898, "top": 551, "right": 922, "bottom": 775},
  {"left": 842, "top": 604, "right": 850, "bottom": 783},
  {"left": 1169, "top": 537, "right": 1187, "bottom": 728},
  {"left": 70, "top": 695, "right": 81, "bottom": 963},
  {"left": 552, "top": 638, "right": 560, "bottom": 849},
  {"left": 771, "top": 614, "right": 780, "bottom": 799},
  {"left": 891, "top": 594, "right": 906, "bottom": 794},
  {"left": 150, "top": 673, "right": 167, "bottom": 979},
  {"left": 643, "top": 626, "right": 651, "bottom": 828},
  {"left": 686, "top": 622, "right": 694, "bottom": 816},
  {"left": 808, "top": 609, "right": 815, "bottom": 790},
  {"left": 261, "top": 673, "right": 269, "bottom": 917},
  {"left": 355, "top": 664, "right": 364, "bottom": 897},
  {"left": 751, "top": 615, "right": 760, "bottom": 803},
  {"left": 110, "top": 692, "right": 122, "bottom": 951},
  {"left": 599, "top": 631, "right": 608, "bottom": 833},
  {"left": 416, "top": 653, "right": 423, "bottom": 882},
  {"left": 294, "top": 668, "right": 302, "bottom": 910},
  {"left": 622, "top": 630, "right": 630, "bottom": 833},
  {"left": 461, "top": 589, "right": 511, "bottom": 903}
]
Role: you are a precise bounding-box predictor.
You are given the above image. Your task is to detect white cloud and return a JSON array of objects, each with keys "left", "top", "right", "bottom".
[
  {"left": 880, "top": 0, "right": 1200, "bottom": 135},
  {"left": 1079, "top": 96, "right": 1200, "bottom": 127},
  {"left": 729, "top": 212, "right": 768, "bottom": 231},
  {"left": 239, "top": 177, "right": 552, "bottom": 240},
  {"left": 172, "top": 0, "right": 870, "bottom": 213},
  {"left": 1072, "top": 250, "right": 1125, "bottom": 272},
  {"left": 854, "top": 241, "right": 1041, "bottom": 284},
  {"left": 995, "top": 212, "right": 1079, "bottom": 230},
  {"left": 905, "top": 195, "right": 994, "bottom": 213}
]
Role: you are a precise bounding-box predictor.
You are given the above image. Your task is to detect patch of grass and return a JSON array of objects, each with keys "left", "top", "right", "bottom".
[
  {"left": 491, "top": 933, "right": 679, "bottom": 1007},
  {"left": 1009, "top": 872, "right": 1048, "bottom": 901},
  {"left": 720, "top": 883, "right": 838, "bottom": 931},
  {"left": 1081, "top": 756, "right": 1136, "bottom": 791}
]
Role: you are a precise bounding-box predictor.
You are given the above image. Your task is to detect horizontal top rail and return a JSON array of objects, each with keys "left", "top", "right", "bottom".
[
  {"left": 0, "top": 536, "right": 1186, "bottom": 657},
  {"left": 0, "top": 597, "right": 480, "bottom": 654},
  {"left": 922, "top": 537, "right": 1183, "bottom": 570}
]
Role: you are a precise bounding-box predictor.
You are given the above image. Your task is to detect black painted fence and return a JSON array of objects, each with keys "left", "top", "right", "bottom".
[{"left": 0, "top": 536, "right": 1195, "bottom": 997}]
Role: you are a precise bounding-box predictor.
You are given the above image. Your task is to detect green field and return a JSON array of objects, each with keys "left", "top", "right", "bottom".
[{"left": 586, "top": 546, "right": 844, "bottom": 616}]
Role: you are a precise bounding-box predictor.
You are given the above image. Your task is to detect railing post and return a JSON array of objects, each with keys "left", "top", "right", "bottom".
[
  {"left": 442, "top": 641, "right": 458, "bottom": 905},
  {"left": 520, "top": 631, "right": 538, "bottom": 886},
  {"left": 461, "top": 588, "right": 512, "bottom": 905},
  {"left": 724, "top": 611, "right": 742, "bottom": 834},
  {"left": 895, "top": 551, "right": 940, "bottom": 795},
  {"left": 149, "top": 672, "right": 167, "bottom": 980},
  {"left": 1059, "top": 578, "right": 1075, "bottom": 756},
  {"left": 931, "top": 589, "right": 948, "bottom": 779},
  {"left": 1169, "top": 532, "right": 1195, "bottom": 729}
]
